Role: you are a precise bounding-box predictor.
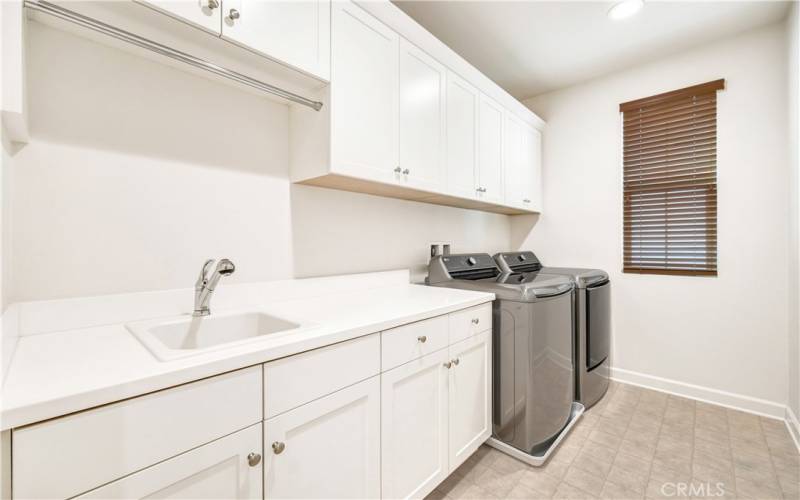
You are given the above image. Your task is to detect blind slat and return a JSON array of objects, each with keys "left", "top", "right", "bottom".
[{"left": 622, "top": 80, "right": 722, "bottom": 276}]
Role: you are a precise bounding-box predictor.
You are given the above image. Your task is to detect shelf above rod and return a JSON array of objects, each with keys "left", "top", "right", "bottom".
[{"left": 23, "top": 0, "right": 324, "bottom": 112}]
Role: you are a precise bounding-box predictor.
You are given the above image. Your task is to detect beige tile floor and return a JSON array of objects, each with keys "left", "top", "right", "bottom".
[{"left": 427, "top": 381, "right": 800, "bottom": 499}]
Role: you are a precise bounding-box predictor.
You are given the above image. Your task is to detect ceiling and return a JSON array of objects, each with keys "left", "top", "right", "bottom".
[{"left": 393, "top": 1, "right": 791, "bottom": 100}]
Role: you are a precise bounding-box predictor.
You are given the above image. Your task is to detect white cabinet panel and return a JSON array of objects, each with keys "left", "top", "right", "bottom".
[
  {"left": 138, "top": 0, "right": 222, "bottom": 34},
  {"left": 264, "top": 376, "right": 380, "bottom": 499},
  {"left": 477, "top": 94, "right": 504, "bottom": 204},
  {"left": 79, "top": 424, "right": 262, "bottom": 500},
  {"left": 448, "top": 303, "right": 492, "bottom": 345},
  {"left": 264, "top": 333, "right": 379, "bottom": 419},
  {"left": 381, "top": 314, "right": 448, "bottom": 372},
  {"left": 381, "top": 349, "right": 449, "bottom": 500},
  {"left": 12, "top": 366, "right": 262, "bottom": 500},
  {"left": 448, "top": 331, "right": 492, "bottom": 472},
  {"left": 523, "top": 125, "right": 542, "bottom": 211},
  {"left": 503, "top": 113, "right": 525, "bottom": 208},
  {"left": 446, "top": 72, "right": 479, "bottom": 199},
  {"left": 330, "top": 1, "right": 399, "bottom": 183},
  {"left": 505, "top": 114, "right": 542, "bottom": 210},
  {"left": 221, "top": 0, "right": 331, "bottom": 80},
  {"left": 399, "top": 38, "right": 446, "bottom": 192}
]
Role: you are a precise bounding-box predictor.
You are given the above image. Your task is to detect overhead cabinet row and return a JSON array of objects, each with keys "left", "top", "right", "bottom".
[{"left": 290, "top": 1, "right": 544, "bottom": 214}]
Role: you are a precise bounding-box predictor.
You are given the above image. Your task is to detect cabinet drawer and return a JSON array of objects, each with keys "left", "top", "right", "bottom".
[
  {"left": 381, "top": 315, "right": 448, "bottom": 371},
  {"left": 448, "top": 303, "right": 492, "bottom": 344},
  {"left": 12, "top": 366, "right": 262, "bottom": 500},
  {"left": 264, "top": 333, "right": 380, "bottom": 419}
]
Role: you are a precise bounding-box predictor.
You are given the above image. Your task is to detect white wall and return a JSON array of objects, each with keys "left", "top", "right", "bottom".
[
  {"left": 515, "top": 23, "right": 790, "bottom": 413},
  {"left": 6, "top": 21, "right": 510, "bottom": 302},
  {"left": 787, "top": 2, "right": 800, "bottom": 426}
]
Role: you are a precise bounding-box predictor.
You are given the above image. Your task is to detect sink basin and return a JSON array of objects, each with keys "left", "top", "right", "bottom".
[{"left": 127, "top": 311, "right": 313, "bottom": 361}]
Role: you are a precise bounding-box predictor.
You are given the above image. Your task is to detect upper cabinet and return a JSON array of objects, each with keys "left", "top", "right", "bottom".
[
  {"left": 138, "top": 0, "right": 331, "bottom": 81},
  {"left": 221, "top": 0, "right": 331, "bottom": 80},
  {"left": 445, "top": 71, "right": 479, "bottom": 200},
  {"left": 477, "top": 94, "right": 505, "bottom": 205},
  {"left": 328, "top": 0, "right": 399, "bottom": 183},
  {"left": 505, "top": 113, "right": 542, "bottom": 211},
  {"left": 398, "top": 38, "right": 446, "bottom": 192},
  {"left": 139, "top": 0, "right": 224, "bottom": 34}
]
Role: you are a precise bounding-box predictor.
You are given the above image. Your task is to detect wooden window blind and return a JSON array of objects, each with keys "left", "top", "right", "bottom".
[{"left": 620, "top": 79, "right": 724, "bottom": 276}]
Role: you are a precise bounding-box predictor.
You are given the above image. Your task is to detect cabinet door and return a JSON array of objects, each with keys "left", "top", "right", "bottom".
[
  {"left": 522, "top": 125, "right": 542, "bottom": 212},
  {"left": 381, "top": 349, "right": 449, "bottom": 500},
  {"left": 446, "top": 71, "right": 479, "bottom": 199},
  {"left": 399, "top": 38, "right": 446, "bottom": 192},
  {"left": 503, "top": 113, "right": 525, "bottom": 208},
  {"left": 477, "top": 94, "right": 504, "bottom": 204},
  {"left": 138, "top": 0, "right": 222, "bottom": 34},
  {"left": 221, "top": 0, "right": 330, "bottom": 80},
  {"left": 265, "top": 376, "right": 380, "bottom": 499},
  {"left": 330, "top": 1, "right": 399, "bottom": 183},
  {"left": 448, "top": 331, "right": 492, "bottom": 472},
  {"left": 79, "top": 424, "right": 262, "bottom": 499}
]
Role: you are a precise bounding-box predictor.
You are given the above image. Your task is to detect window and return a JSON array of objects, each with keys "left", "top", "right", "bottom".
[{"left": 620, "top": 79, "right": 724, "bottom": 276}]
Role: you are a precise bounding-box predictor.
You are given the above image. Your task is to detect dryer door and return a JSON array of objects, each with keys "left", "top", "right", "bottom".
[{"left": 586, "top": 281, "right": 610, "bottom": 371}]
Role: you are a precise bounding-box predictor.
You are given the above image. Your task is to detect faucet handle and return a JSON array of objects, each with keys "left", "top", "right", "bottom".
[{"left": 196, "top": 259, "right": 215, "bottom": 288}]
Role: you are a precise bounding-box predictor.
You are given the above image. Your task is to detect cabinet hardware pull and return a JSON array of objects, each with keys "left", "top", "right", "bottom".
[
  {"left": 523, "top": 199, "right": 531, "bottom": 203},
  {"left": 205, "top": 0, "right": 219, "bottom": 9},
  {"left": 228, "top": 8, "right": 240, "bottom": 20},
  {"left": 443, "top": 361, "right": 452, "bottom": 369},
  {"left": 471, "top": 318, "right": 480, "bottom": 324},
  {"left": 452, "top": 358, "right": 460, "bottom": 366},
  {"left": 247, "top": 452, "right": 262, "bottom": 466},
  {"left": 476, "top": 187, "right": 486, "bottom": 193},
  {"left": 272, "top": 441, "right": 286, "bottom": 454},
  {"left": 417, "top": 335, "right": 427, "bottom": 343},
  {"left": 402, "top": 168, "right": 410, "bottom": 175},
  {"left": 394, "top": 166, "right": 402, "bottom": 173}
]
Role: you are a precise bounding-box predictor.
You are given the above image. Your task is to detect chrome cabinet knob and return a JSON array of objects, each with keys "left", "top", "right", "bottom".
[
  {"left": 394, "top": 166, "right": 402, "bottom": 173},
  {"left": 452, "top": 358, "right": 460, "bottom": 366},
  {"left": 247, "top": 452, "right": 262, "bottom": 466},
  {"left": 523, "top": 199, "right": 531, "bottom": 203},
  {"left": 471, "top": 318, "right": 480, "bottom": 324},
  {"left": 272, "top": 441, "right": 285, "bottom": 454},
  {"left": 228, "top": 8, "right": 240, "bottom": 20},
  {"left": 417, "top": 335, "right": 427, "bottom": 343},
  {"left": 443, "top": 361, "right": 452, "bottom": 369},
  {"left": 204, "top": 0, "right": 219, "bottom": 9},
  {"left": 476, "top": 187, "right": 486, "bottom": 193},
  {"left": 402, "top": 168, "right": 410, "bottom": 175}
]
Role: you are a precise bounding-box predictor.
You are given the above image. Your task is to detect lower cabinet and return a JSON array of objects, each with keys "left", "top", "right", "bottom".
[
  {"left": 381, "top": 349, "right": 450, "bottom": 499},
  {"left": 264, "top": 376, "right": 381, "bottom": 499},
  {"left": 448, "top": 331, "right": 492, "bottom": 470},
  {"left": 79, "top": 424, "right": 263, "bottom": 499},
  {"left": 381, "top": 329, "right": 492, "bottom": 499}
]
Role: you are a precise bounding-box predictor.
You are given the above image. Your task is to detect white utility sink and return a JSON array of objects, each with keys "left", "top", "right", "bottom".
[{"left": 127, "top": 311, "right": 314, "bottom": 361}]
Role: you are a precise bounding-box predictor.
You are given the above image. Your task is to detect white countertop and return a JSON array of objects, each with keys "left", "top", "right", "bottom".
[{"left": 1, "top": 273, "right": 493, "bottom": 430}]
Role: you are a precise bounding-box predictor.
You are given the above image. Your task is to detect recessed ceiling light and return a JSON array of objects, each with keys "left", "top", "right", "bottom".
[{"left": 607, "top": 0, "right": 644, "bottom": 20}]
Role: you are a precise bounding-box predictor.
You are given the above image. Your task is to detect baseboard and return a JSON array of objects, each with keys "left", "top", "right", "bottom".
[
  {"left": 609, "top": 367, "right": 786, "bottom": 419},
  {"left": 786, "top": 406, "right": 800, "bottom": 453}
]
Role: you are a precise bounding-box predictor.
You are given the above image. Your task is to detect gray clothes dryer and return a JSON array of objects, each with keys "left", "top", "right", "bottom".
[
  {"left": 426, "top": 253, "right": 581, "bottom": 461},
  {"left": 495, "top": 252, "right": 611, "bottom": 410}
]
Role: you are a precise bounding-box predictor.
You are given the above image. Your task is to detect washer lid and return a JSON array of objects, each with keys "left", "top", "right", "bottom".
[
  {"left": 542, "top": 267, "right": 609, "bottom": 289},
  {"left": 458, "top": 271, "right": 574, "bottom": 301}
]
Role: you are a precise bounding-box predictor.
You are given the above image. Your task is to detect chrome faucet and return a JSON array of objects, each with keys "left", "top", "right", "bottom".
[{"left": 194, "top": 259, "right": 236, "bottom": 316}]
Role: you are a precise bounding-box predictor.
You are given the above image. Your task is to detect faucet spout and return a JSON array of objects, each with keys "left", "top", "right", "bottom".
[{"left": 193, "top": 258, "right": 236, "bottom": 316}]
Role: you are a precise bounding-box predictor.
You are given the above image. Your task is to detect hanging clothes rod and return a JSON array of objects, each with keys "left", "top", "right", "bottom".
[{"left": 23, "top": 0, "right": 324, "bottom": 111}]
